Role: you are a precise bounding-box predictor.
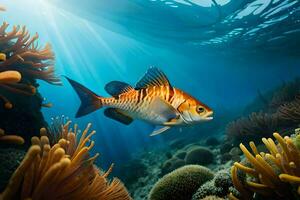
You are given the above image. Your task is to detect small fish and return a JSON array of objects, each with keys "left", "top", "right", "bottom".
[
  {"left": 0, "top": 5, "right": 6, "bottom": 12},
  {"left": 66, "top": 67, "right": 213, "bottom": 136}
]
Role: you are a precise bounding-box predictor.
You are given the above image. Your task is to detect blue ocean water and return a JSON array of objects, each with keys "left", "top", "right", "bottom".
[{"left": 2, "top": 0, "right": 300, "bottom": 168}]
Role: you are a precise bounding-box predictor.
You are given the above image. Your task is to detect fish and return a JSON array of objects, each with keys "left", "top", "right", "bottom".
[{"left": 66, "top": 67, "right": 213, "bottom": 136}]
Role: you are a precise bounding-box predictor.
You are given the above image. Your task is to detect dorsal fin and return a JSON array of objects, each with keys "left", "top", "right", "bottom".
[
  {"left": 105, "top": 81, "right": 134, "bottom": 98},
  {"left": 135, "top": 67, "right": 172, "bottom": 90}
]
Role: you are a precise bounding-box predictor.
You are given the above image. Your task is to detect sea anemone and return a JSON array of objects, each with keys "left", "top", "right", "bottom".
[
  {"left": 0, "top": 22, "right": 61, "bottom": 109},
  {"left": 0, "top": 121, "right": 131, "bottom": 200},
  {"left": 230, "top": 131, "right": 300, "bottom": 200}
]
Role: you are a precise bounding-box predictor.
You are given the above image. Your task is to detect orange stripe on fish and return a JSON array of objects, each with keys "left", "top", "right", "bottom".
[{"left": 65, "top": 67, "right": 213, "bottom": 136}]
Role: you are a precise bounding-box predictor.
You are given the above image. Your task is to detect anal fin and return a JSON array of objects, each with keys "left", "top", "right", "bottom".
[
  {"left": 104, "top": 108, "right": 133, "bottom": 125},
  {"left": 150, "top": 126, "right": 171, "bottom": 136}
]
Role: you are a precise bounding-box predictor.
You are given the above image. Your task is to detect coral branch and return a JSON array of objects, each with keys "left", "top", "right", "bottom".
[
  {"left": 226, "top": 112, "right": 279, "bottom": 142},
  {"left": 0, "top": 22, "right": 61, "bottom": 109},
  {"left": 0, "top": 128, "right": 24, "bottom": 145},
  {"left": 231, "top": 131, "right": 300, "bottom": 199},
  {"left": 277, "top": 95, "right": 300, "bottom": 125}
]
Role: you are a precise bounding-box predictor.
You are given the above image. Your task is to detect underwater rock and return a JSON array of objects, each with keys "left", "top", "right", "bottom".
[
  {"left": 165, "top": 151, "right": 172, "bottom": 159},
  {"left": 174, "top": 150, "right": 187, "bottom": 160},
  {"left": 161, "top": 157, "right": 186, "bottom": 175},
  {"left": 185, "top": 147, "right": 214, "bottom": 166},
  {"left": 205, "top": 137, "right": 220, "bottom": 146},
  {"left": 229, "top": 147, "right": 242, "bottom": 156},
  {"left": 169, "top": 139, "right": 186, "bottom": 149},
  {"left": 0, "top": 88, "right": 47, "bottom": 145},
  {"left": 230, "top": 131, "right": 300, "bottom": 199},
  {"left": 149, "top": 165, "right": 213, "bottom": 200},
  {"left": 220, "top": 142, "right": 233, "bottom": 154},
  {"left": 114, "top": 158, "right": 147, "bottom": 186},
  {"left": 0, "top": 121, "right": 131, "bottom": 200},
  {"left": 0, "top": 147, "right": 25, "bottom": 191},
  {"left": 220, "top": 153, "right": 232, "bottom": 164}
]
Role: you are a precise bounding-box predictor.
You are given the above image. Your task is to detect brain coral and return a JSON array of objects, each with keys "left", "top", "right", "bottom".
[
  {"left": 192, "top": 170, "right": 233, "bottom": 200},
  {"left": 149, "top": 165, "right": 214, "bottom": 200},
  {"left": 185, "top": 147, "right": 214, "bottom": 165},
  {"left": 161, "top": 157, "right": 185, "bottom": 175}
]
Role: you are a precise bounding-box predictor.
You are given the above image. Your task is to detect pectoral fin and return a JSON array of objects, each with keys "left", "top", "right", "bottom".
[
  {"left": 150, "top": 126, "right": 171, "bottom": 136},
  {"left": 150, "top": 97, "right": 179, "bottom": 123},
  {"left": 104, "top": 108, "right": 133, "bottom": 125}
]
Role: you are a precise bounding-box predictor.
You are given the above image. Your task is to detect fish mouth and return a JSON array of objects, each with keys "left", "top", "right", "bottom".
[{"left": 204, "top": 111, "right": 214, "bottom": 120}]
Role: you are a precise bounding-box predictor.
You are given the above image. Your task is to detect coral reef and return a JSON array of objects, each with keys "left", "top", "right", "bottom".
[
  {"left": 205, "top": 137, "right": 220, "bottom": 146},
  {"left": 269, "top": 78, "right": 300, "bottom": 109},
  {"left": 0, "top": 22, "right": 61, "bottom": 143},
  {"left": 174, "top": 150, "right": 187, "bottom": 159},
  {"left": 161, "top": 145, "right": 215, "bottom": 175},
  {"left": 230, "top": 131, "right": 300, "bottom": 200},
  {"left": 0, "top": 121, "right": 131, "bottom": 200},
  {"left": 114, "top": 159, "right": 147, "bottom": 186},
  {"left": 0, "top": 22, "right": 61, "bottom": 108},
  {"left": 226, "top": 78, "right": 300, "bottom": 144},
  {"left": 226, "top": 112, "right": 280, "bottom": 143},
  {"left": 149, "top": 165, "right": 214, "bottom": 200},
  {"left": 276, "top": 95, "right": 300, "bottom": 125},
  {"left": 0, "top": 148, "right": 25, "bottom": 191},
  {"left": 161, "top": 157, "right": 186, "bottom": 175},
  {"left": 185, "top": 147, "right": 214, "bottom": 165},
  {"left": 192, "top": 170, "right": 233, "bottom": 200}
]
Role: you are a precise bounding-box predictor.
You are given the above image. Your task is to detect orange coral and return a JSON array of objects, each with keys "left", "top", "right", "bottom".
[
  {"left": 0, "top": 22, "right": 61, "bottom": 109},
  {"left": 230, "top": 132, "right": 300, "bottom": 199},
  {"left": 0, "top": 121, "right": 131, "bottom": 200},
  {"left": 0, "top": 128, "right": 24, "bottom": 144}
]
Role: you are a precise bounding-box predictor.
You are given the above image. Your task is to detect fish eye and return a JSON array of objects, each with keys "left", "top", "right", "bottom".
[{"left": 197, "top": 106, "right": 205, "bottom": 113}]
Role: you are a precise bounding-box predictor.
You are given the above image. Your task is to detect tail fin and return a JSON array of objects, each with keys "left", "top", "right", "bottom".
[{"left": 65, "top": 76, "right": 103, "bottom": 118}]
